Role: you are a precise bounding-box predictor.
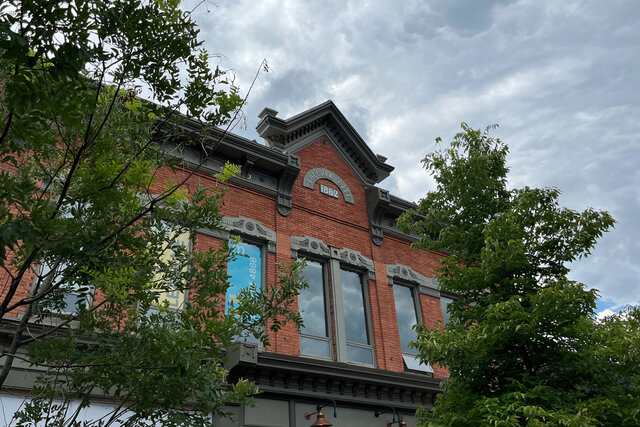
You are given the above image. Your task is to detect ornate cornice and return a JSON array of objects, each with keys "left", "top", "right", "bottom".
[
  {"left": 226, "top": 347, "right": 442, "bottom": 411},
  {"left": 256, "top": 101, "right": 394, "bottom": 186}
]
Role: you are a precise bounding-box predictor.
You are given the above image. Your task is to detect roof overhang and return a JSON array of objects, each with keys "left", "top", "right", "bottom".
[
  {"left": 256, "top": 101, "right": 394, "bottom": 186},
  {"left": 226, "top": 344, "right": 441, "bottom": 412}
]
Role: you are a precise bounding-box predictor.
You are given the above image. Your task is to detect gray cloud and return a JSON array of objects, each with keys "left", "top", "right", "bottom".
[{"left": 188, "top": 0, "right": 640, "bottom": 308}]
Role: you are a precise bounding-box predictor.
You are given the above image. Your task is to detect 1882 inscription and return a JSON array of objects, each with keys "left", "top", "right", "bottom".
[
  {"left": 320, "top": 184, "right": 339, "bottom": 198},
  {"left": 302, "top": 167, "right": 355, "bottom": 204}
]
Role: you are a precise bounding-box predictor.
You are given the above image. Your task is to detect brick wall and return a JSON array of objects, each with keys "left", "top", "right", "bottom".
[{"left": 1, "top": 134, "right": 452, "bottom": 377}]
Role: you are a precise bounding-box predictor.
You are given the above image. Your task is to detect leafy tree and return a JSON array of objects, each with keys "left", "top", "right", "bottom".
[
  {"left": 0, "top": 0, "right": 305, "bottom": 425},
  {"left": 399, "top": 124, "right": 640, "bottom": 426}
]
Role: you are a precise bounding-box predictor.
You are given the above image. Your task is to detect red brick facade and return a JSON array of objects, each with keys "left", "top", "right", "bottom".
[
  {"left": 198, "top": 129, "right": 450, "bottom": 378},
  {"left": 1, "top": 102, "right": 450, "bottom": 425}
]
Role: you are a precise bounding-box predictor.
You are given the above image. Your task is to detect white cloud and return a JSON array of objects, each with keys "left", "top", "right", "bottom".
[{"left": 184, "top": 0, "right": 640, "bottom": 307}]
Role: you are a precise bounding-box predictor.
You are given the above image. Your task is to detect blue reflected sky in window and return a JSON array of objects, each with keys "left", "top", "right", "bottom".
[
  {"left": 226, "top": 242, "right": 261, "bottom": 313},
  {"left": 340, "top": 269, "right": 369, "bottom": 345},
  {"left": 441, "top": 297, "right": 453, "bottom": 325},
  {"left": 299, "top": 261, "right": 327, "bottom": 337},
  {"left": 393, "top": 285, "right": 418, "bottom": 354}
]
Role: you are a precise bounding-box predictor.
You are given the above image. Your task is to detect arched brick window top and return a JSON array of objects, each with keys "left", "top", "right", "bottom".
[{"left": 302, "top": 167, "right": 355, "bottom": 204}]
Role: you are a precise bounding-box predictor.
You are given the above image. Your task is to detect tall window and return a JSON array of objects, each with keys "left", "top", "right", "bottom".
[
  {"left": 299, "top": 261, "right": 330, "bottom": 358},
  {"left": 155, "top": 226, "right": 190, "bottom": 312},
  {"left": 226, "top": 241, "right": 262, "bottom": 313},
  {"left": 440, "top": 296, "right": 453, "bottom": 325},
  {"left": 393, "top": 285, "right": 418, "bottom": 355},
  {"left": 341, "top": 269, "right": 373, "bottom": 365},
  {"left": 39, "top": 260, "right": 89, "bottom": 314},
  {"left": 297, "top": 264, "right": 374, "bottom": 365},
  {"left": 292, "top": 237, "right": 376, "bottom": 367},
  {"left": 393, "top": 284, "right": 433, "bottom": 373},
  {"left": 39, "top": 203, "right": 91, "bottom": 314}
]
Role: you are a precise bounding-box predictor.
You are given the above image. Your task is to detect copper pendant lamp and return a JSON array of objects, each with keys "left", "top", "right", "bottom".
[{"left": 305, "top": 409, "right": 333, "bottom": 426}]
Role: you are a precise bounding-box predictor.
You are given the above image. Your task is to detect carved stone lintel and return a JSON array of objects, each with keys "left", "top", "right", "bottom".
[
  {"left": 386, "top": 263, "right": 439, "bottom": 296},
  {"left": 292, "top": 237, "right": 375, "bottom": 279},
  {"left": 291, "top": 235, "right": 331, "bottom": 259},
  {"left": 277, "top": 153, "right": 301, "bottom": 217},
  {"left": 335, "top": 247, "right": 375, "bottom": 280},
  {"left": 220, "top": 216, "right": 277, "bottom": 253}
]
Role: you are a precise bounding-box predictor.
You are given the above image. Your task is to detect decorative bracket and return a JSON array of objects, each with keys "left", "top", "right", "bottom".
[
  {"left": 386, "top": 263, "right": 439, "bottom": 297},
  {"left": 365, "top": 186, "right": 391, "bottom": 246},
  {"left": 277, "top": 153, "right": 301, "bottom": 217},
  {"left": 241, "top": 153, "right": 258, "bottom": 178}
]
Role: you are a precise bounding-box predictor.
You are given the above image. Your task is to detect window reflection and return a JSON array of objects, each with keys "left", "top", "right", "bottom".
[
  {"left": 299, "top": 261, "right": 330, "bottom": 358},
  {"left": 226, "top": 242, "right": 262, "bottom": 313},
  {"left": 341, "top": 269, "right": 373, "bottom": 364},
  {"left": 440, "top": 297, "right": 453, "bottom": 325},
  {"left": 393, "top": 285, "right": 418, "bottom": 355},
  {"left": 341, "top": 269, "right": 369, "bottom": 345},
  {"left": 299, "top": 262, "right": 327, "bottom": 337}
]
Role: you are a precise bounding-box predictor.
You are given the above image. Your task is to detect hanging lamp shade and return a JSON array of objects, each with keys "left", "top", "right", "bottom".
[{"left": 305, "top": 410, "right": 333, "bottom": 426}]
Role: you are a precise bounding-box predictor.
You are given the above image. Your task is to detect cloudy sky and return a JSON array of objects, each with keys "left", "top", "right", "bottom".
[{"left": 187, "top": 0, "right": 639, "bottom": 315}]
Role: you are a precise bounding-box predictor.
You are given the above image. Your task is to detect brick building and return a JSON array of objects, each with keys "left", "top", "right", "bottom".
[
  {"left": 202, "top": 101, "right": 451, "bottom": 426},
  {"left": 1, "top": 101, "right": 452, "bottom": 426}
]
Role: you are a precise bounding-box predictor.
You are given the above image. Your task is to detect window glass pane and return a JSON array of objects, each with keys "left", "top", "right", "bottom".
[
  {"left": 402, "top": 354, "right": 433, "bottom": 374},
  {"left": 226, "top": 242, "right": 262, "bottom": 313},
  {"left": 441, "top": 297, "right": 453, "bottom": 325},
  {"left": 41, "top": 261, "right": 88, "bottom": 314},
  {"left": 300, "top": 336, "right": 331, "bottom": 358},
  {"left": 347, "top": 344, "right": 373, "bottom": 365},
  {"left": 299, "top": 261, "right": 327, "bottom": 337},
  {"left": 62, "top": 292, "right": 81, "bottom": 314},
  {"left": 393, "top": 285, "right": 418, "bottom": 355},
  {"left": 152, "top": 224, "right": 189, "bottom": 311},
  {"left": 340, "top": 269, "right": 369, "bottom": 345}
]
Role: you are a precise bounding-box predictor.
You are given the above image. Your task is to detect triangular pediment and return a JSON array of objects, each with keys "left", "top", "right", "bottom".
[{"left": 256, "top": 101, "right": 394, "bottom": 186}]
